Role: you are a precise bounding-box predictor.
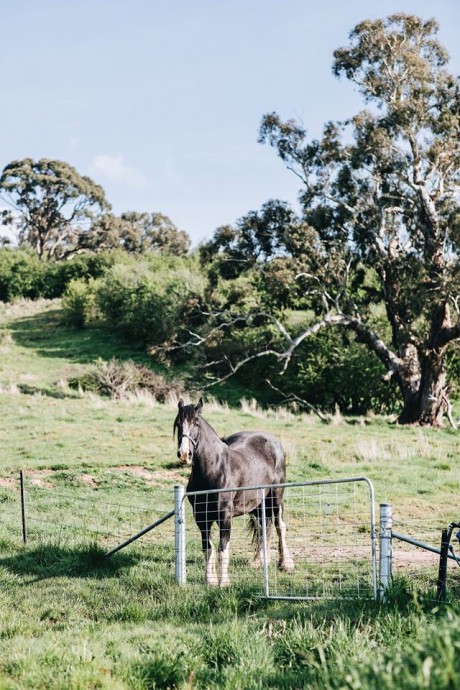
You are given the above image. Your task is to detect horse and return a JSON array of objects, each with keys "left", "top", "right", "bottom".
[{"left": 173, "top": 398, "right": 294, "bottom": 586}]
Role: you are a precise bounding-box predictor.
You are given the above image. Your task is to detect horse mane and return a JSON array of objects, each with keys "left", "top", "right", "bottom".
[{"left": 173, "top": 403, "right": 200, "bottom": 439}]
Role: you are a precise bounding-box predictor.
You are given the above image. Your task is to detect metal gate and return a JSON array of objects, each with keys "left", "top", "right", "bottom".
[{"left": 176, "top": 477, "right": 377, "bottom": 600}]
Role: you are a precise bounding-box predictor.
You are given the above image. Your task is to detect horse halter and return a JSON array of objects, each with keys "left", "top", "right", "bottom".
[
  {"left": 175, "top": 398, "right": 203, "bottom": 465},
  {"left": 177, "top": 420, "right": 201, "bottom": 464},
  {"left": 179, "top": 432, "right": 198, "bottom": 449}
]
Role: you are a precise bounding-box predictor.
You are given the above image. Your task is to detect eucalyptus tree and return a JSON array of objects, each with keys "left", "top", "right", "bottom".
[
  {"left": 85, "top": 211, "right": 191, "bottom": 256},
  {"left": 204, "top": 15, "right": 460, "bottom": 426},
  {"left": 0, "top": 158, "right": 110, "bottom": 260},
  {"left": 119, "top": 211, "right": 191, "bottom": 256}
]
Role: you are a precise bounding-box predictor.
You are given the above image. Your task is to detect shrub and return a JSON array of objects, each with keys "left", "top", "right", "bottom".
[
  {"left": 39, "top": 252, "right": 119, "bottom": 299},
  {"left": 0, "top": 248, "right": 119, "bottom": 302},
  {"left": 95, "top": 257, "right": 205, "bottom": 346},
  {"left": 68, "top": 358, "right": 183, "bottom": 401},
  {"left": 62, "top": 278, "right": 100, "bottom": 329},
  {"left": 0, "top": 249, "right": 45, "bottom": 301}
]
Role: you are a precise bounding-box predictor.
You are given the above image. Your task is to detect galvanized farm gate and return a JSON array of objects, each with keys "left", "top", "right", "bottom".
[{"left": 175, "top": 477, "right": 377, "bottom": 600}]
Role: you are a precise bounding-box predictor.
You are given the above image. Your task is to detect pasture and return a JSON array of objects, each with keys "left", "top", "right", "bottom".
[{"left": 0, "top": 300, "right": 459, "bottom": 689}]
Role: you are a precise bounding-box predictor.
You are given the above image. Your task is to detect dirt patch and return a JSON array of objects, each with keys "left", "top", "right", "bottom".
[
  {"left": 150, "top": 468, "right": 186, "bottom": 483},
  {"left": 79, "top": 473, "right": 98, "bottom": 488},
  {"left": 0, "top": 477, "right": 17, "bottom": 489},
  {"left": 114, "top": 465, "right": 185, "bottom": 485},
  {"left": 115, "top": 465, "right": 156, "bottom": 480},
  {"left": 286, "top": 542, "right": 444, "bottom": 574},
  {"left": 29, "top": 469, "right": 55, "bottom": 489},
  {"left": 392, "top": 546, "right": 440, "bottom": 570},
  {"left": 0, "top": 470, "right": 56, "bottom": 489}
]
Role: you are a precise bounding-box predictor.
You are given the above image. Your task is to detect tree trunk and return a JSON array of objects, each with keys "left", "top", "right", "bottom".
[{"left": 397, "top": 347, "right": 448, "bottom": 427}]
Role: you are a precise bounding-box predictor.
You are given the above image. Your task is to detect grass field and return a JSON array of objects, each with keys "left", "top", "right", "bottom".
[{"left": 0, "top": 299, "right": 459, "bottom": 689}]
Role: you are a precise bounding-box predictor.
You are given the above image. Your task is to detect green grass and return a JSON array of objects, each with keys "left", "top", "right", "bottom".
[{"left": 0, "top": 299, "right": 459, "bottom": 688}]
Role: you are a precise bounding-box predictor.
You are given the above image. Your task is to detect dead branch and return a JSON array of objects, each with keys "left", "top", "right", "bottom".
[{"left": 265, "top": 379, "right": 329, "bottom": 422}]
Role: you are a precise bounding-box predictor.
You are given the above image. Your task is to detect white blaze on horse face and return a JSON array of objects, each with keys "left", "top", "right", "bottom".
[
  {"left": 178, "top": 436, "right": 192, "bottom": 464},
  {"left": 178, "top": 419, "right": 194, "bottom": 465}
]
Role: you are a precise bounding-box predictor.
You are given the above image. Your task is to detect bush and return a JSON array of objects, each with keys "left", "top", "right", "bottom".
[
  {"left": 0, "top": 249, "right": 45, "bottom": 301},
  {"left": 95, "top": 256, "right": 205, "bottom": 346},
  {"left": 0, "top": 248, "right": 118, "bottom": 302},
  {"left": 39, "top": 252, "right": 119, "bottom": 299},
  {"left": 68, "top": 358, "right": 183, "bottom": 401},
  {"left": 62, "top": 278, "right": 100, "bottom": 329}
]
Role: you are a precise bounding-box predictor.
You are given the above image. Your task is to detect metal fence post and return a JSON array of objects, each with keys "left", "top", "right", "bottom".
[
  {"left": 437, "top": 527, "right": 449, "bottom": 602},
  {"left": 20, "top": 470, "right": 27, "bottom": 544},
  {"left": 174, "top": 485, "right": 186, "bottom": 585},
  {"left": 259, "top": 488, "right": 270, "bottom": 597},
  {"left": 379, "top": 503, "right": 392, "bottom": 601}
]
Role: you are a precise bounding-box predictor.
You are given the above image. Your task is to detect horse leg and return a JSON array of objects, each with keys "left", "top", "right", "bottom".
[
  {"left": 217, "top": 514, "right": 232, "bottom": 587},
  {"left": 274, "top": 500, "right": 294, "bottom": 572},
  {"left": 250, "top": 504, "right": 272, "bottom": 569},
  {"left": 200, "top": 525, "right": 218, "bottom": 586}
]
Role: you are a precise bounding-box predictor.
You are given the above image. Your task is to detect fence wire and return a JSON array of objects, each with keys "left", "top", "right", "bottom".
[
  {"left": 2, "top": 472, "right": 459, "bottom": 600},
  {"left": 0, "top": 474, "right": 175, "bottom": 554},
  {"left": 183, "top": 478, "right": 376, "bottom": 600},
  {"left": 391, "top": 513, "right": 460, "bottom": 593}
]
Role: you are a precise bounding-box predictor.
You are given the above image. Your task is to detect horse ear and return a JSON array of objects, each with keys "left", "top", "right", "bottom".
[
  {"left": 195, "top": 397, "right": 203, "bottom": 413},
  {"left": 178, "top": 398, "right": 184, "bottom": 409}
]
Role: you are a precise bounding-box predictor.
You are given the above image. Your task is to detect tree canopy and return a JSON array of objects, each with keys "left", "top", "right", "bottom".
[
  {"left": 84, "top": 211, "right": 191, "bottom": 256},
  {"left": 200, "top": 14, "right": 460, "bottom": 426},
  {"left": 0, "top": 158, "right": 110, "bottom": 260},
  {"left": 0, "top": 159, "right": 191, "bottom": 260}
]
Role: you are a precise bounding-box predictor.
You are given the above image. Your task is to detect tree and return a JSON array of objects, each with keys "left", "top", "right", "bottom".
[
  {"left": 203, "top": 14, "right": 460, "bottom": 426},
  {"left": 79, "top": 213, "right": 126, "bottom": 253},
  {"left": 84, "top": 211, "right": 191, "bottom": 256},
  {"left": 0, "top": 158, "right": 110, "bottom": 260},
  {"left": 119, "top": 212, "right": 191, "bottom": 256}
]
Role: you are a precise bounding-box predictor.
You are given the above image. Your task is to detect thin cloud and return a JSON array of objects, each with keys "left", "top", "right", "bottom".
[{"left": 89, "top": 154, "right": 153, "bottom": 189}]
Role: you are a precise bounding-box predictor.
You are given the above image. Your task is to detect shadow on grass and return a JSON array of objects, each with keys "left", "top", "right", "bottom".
[
  {"left": 8, "top": 308, "right": 150, "bottom": 366},
  {"left": 0, "top": 542, "right": 141, "bottom": 581},
  {"left": 17, "top": 383, "right": 78, "bottom": 399}
]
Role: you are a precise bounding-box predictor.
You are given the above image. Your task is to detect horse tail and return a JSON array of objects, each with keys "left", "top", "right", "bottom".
[{"left": 247, "top": 508, "right": 273, "bottom": 547}]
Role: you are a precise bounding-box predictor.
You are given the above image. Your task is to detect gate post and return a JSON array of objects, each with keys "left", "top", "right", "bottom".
[
  {"left": 259, "top": 488, "right": 270, "bottom": 597},
  {"left": 174, "top": 485, "right": 186, "bottom": 585},
  {"left": 437, "top": 527, "right": 449, "bottom": 602},
  {"left": 379, "top": 503, "right": 392, "bottom": 601}
]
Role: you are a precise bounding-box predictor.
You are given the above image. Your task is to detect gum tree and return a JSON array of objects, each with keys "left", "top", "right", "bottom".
[
  {"left": 257, "top": 14, "right": 460, "bottom": 426},
  {"left": 0, "top": 158, "right": 109, "bottom": 260},
  {"left": 84, "top": 211, "right": 191, "bottom": 256}
]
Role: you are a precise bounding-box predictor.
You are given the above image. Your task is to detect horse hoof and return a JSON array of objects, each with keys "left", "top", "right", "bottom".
[
  {"left": 279, "top": 559, "right": 295, "bottom": 573},
  {"left": 250, "top": 559, "right": 263, "bottom": 569},
  {"left": 205, "top": 578, "right": 219, "bottom": 586},
  {"left": 219, "top": 579, "right": 231, "bottom": 588}
]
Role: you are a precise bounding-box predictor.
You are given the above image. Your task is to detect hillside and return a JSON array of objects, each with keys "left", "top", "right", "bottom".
[{"left": 0, "top": 299, "right": 458, "bottom": 689}]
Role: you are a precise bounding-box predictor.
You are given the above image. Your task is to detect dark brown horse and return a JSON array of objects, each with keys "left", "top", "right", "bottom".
[{"left": 174, "top": 398, "right": 294, "bottom": 586}]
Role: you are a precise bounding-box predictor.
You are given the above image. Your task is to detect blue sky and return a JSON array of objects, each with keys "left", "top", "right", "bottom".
[{"left": 1, "top": 1, "right": 459, "bottom": 245}]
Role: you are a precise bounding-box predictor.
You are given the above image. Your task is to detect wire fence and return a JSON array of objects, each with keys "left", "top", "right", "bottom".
[
  {"left": 1, "top": 471, "right": 459, "bottom": 601},
  {"left": 181, "top": 478, "right": 377, "bottom": 600},
  {"left": 390, "top": 512, "right": 460, "bottom": 594},
  {"left": 0, "top": 473, "right": 175, "bottom": 553}
]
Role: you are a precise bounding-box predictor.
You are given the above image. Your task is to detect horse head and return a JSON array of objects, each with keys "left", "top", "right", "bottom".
[{"left": 174, "top": 397, "right": 203, "bottom": 465}]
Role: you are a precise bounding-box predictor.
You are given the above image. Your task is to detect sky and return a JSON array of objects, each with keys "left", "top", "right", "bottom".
[{"left": 1, "top": 0, "right": 459, "bottom": 246}]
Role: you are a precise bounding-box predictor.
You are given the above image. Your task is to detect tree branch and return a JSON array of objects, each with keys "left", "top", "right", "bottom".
[{"left": 265, "top": 379, "right": 329, "bottom": 422}]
